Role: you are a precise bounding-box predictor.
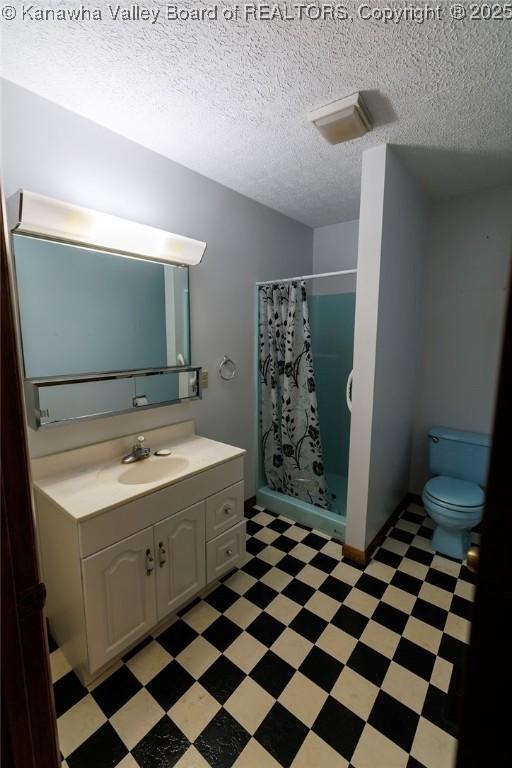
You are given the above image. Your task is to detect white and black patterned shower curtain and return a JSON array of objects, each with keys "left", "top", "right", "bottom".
[{"left": 259, "top": 280, "right": 331, "bottom": 510}]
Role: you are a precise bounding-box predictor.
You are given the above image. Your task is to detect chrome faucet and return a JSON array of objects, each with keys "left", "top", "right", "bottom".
[{"left": 122, "top": 435, "right": 151, "bottom": 464}]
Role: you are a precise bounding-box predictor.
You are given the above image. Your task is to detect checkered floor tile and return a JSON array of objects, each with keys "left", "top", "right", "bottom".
[{"left": 52, "top": 501, "right": 476, "bottom": 768}]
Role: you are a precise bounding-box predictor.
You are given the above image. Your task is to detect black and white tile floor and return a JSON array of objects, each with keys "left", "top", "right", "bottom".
[{"left": 52, "top": 501, "right": 476, "bottom": 768}]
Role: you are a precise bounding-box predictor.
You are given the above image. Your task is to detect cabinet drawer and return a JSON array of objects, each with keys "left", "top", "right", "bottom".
[
  {"left": 206, "top": 520, "right": 246, "bottom": 583},
  {"left": 205, "top": 482, "right": 244, "bottom": 541}
]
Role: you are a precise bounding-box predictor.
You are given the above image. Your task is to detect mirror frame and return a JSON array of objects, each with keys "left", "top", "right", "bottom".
[{"left": 24, "top": 365, "right": 202, "bottom": 429}]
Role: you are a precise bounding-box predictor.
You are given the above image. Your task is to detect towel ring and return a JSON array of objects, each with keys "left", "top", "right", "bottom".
[{"left": 219, "top": 355, "right": 238, "bottom": 381}]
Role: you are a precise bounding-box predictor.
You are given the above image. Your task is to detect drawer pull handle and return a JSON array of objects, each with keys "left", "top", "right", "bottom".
[
  {"left": 145, "top": 548, "right": 154, "bottom": 575},
  {"left": 158, "top": 541, "right": 167, "bottom": 567},
  {"left": 224, "top": 506, "right": 232, "bottom": 515},
  {"left": 226, "top": 548, "right": 233, "bottom": 557}
]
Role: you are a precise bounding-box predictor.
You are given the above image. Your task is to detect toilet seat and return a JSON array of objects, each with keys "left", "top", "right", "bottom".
[{"left": 423, "top": 475, "right": 484, "bottom": 514}]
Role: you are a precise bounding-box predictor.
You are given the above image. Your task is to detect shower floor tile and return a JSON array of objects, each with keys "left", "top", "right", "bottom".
[{"left": 54, "top": 501, "right": 474, "bottom": 768}]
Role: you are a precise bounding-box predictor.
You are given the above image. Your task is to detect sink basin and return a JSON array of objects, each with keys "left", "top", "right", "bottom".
[{"left": 117, "top": 457, "right": 189, "bottom": 485}]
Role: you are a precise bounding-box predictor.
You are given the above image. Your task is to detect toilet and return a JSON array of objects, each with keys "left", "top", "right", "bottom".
[{"left": 422, "top": 427, "right": 490, "bottom": 560}]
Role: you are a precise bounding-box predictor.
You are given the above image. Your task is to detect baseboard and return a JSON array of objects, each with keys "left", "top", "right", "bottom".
[
  {"left": 342, "top": 492, "right": 417, "bottom": 567},
  {"left": 340, "top": 544, "right": 367, "bottom": 566}
]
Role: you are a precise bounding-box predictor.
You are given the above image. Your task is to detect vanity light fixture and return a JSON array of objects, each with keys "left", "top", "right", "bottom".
[
  {"left": 307, "top": 92, "right": 372, "bottom": 144},
  {"left": 9, "top": 190, "right": 207, "bottom": 266}
]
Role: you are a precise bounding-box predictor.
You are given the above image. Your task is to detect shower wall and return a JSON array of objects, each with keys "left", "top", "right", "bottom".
[{"left": 309, "top": 292, "right": 356, "bottom": 514}]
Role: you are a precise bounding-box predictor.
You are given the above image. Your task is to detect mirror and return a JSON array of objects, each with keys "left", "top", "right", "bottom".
[
  {"left": 26, "top": 368, "right": 201, "bottom": 428},
  {"left": 13, "top": 234, "right": 191, "bottom": 378}
]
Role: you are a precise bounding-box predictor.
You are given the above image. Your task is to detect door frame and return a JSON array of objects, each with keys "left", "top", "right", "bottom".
[
  {"left": 455, "top": 267, "right": 512, "bottom": 766},
  {"left": 1, "top": 191, "right": 60, "bottom": 768}
]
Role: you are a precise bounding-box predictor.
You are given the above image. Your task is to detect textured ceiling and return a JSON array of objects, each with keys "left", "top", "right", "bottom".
[{"left": 2, "top": 6, "right": 512, "bottom": 226}]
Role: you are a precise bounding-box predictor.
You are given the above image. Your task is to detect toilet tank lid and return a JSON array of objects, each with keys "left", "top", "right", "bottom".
[{"left": 429, "top": 427, "right": 491, "bottom": 448}]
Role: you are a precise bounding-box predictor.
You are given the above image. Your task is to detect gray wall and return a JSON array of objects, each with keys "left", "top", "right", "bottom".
[
  {"left": 410, "top": 185, "right": 512, "bottom": 491},
  {"left": 312, "top": 219, "right": 359, "bottom": 294},
  {"left": 346, "top": 146, "right": 428, "bottom": 550},
  {"left": 1, "top": 80, "right": 313, "bottom": 495}
]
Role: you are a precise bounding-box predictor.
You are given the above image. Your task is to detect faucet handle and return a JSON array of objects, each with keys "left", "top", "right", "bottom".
[
  {"left": 134, "top": 435, "right": 150, "bottom": 457},
  {"left": 122, "top": 435, "right": 149, "bottom": 463}
]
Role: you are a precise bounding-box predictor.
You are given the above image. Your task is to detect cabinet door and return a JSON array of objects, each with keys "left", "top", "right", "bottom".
[
  {"left": 155, "top": 502, "right": 206, "bottom": 621},
  {"left": 82, "top": 527, "right": 156, "bottom": 673}
]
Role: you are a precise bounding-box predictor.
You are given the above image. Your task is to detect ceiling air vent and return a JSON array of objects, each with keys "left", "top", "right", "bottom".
[{"left": 308, "top": 92, "right": 372, "bottom": 144}]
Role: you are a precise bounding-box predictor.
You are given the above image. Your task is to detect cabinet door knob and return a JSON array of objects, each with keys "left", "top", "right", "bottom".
[
  {"left": 158, "top": 541, "right": 167, "bottom": 567},
  {"left": 226, "top": 548, "right": 233, "bottom": 557},
  {"left": 224, "top": 506, "right": 232, "bottom": 515},
  {"left": 145, "top": 548, "right": 154, "bottom": 575}
]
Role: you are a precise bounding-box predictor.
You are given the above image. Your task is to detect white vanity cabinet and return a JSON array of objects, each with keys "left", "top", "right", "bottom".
[{"left": 34, "top": 427, "right": 246, "bottom": 685}]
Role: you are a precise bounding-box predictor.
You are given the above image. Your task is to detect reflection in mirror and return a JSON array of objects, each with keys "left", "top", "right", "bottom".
[
  {"left": 28, "top": 368, "right": 200, "bottom": 428},
  {"left": 13, "top": 234, "right": 190, "bottom": 378},
  {"left": 134, "top": 370, "right": 199, "bottom": 406},
  {"left": 34, "top": 379, "right": 134, "bottom": 425}
]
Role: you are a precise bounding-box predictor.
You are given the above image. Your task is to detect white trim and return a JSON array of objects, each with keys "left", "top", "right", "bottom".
[{"left": 164, "top": 268, "right": 177, "bottom": 366}]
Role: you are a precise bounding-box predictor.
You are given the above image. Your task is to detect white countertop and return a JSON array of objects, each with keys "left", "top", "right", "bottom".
[{"left": 32, "top": 421, "right": 245, "bottom": 521}]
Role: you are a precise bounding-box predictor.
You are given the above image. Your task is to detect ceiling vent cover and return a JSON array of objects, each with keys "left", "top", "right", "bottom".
[{"left": 308, "top": 92, "right": 372, "bottom": 144}]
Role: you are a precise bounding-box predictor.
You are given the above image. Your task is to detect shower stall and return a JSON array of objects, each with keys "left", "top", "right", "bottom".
[{"left": 256, "top": 270, "right": 356, "bottom": 540}]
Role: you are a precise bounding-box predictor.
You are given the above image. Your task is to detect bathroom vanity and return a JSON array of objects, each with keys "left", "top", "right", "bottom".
[
  {"left": 9, "top": 192, "right": 248, "bottom": 686},
  {"left": 32, "top": 421, "right": 246, "bottom": 684}
]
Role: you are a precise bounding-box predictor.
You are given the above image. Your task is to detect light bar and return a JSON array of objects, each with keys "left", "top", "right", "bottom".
[{"left": 10, "top": 190, "right": 207, "bottom": 266}]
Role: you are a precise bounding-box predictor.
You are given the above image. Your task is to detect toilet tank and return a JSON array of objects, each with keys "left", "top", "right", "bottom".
[{"left": 428, "top": 427, "right": 491, "bottom": 486}]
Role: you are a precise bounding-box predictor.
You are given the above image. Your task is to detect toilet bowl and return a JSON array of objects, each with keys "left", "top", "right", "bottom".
[
  {"left": 422, "top": 428, "right": 489, "bottom": 560},
  {"left": 422, "top": 476, "right": 484, "bottom": 560}
]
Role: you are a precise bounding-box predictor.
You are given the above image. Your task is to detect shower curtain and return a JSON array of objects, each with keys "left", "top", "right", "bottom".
[{"left": 259, "top": 280, "right": 331, "bottom": 510}]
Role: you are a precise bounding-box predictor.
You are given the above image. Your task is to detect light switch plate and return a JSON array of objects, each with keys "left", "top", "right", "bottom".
[{"left": 201, "top": 369, "right": 209, "bottom": 389}]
